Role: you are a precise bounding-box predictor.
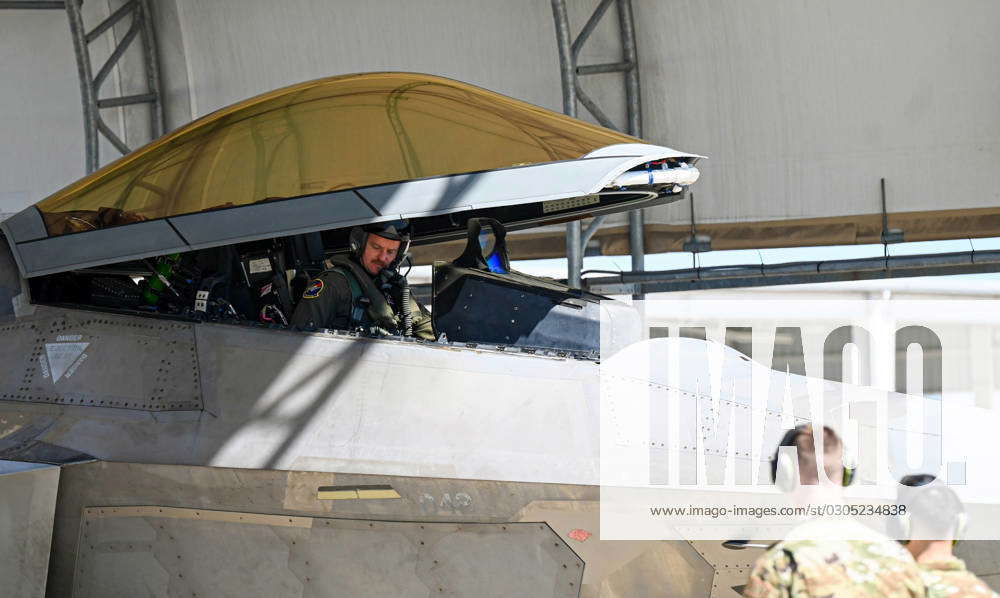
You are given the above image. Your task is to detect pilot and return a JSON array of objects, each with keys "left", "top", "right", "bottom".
[
  {"left": 743, "top": 425, "right": 924, "bottom": 598},
  {"left": 291, "top": 220, "right": 435, "bottom": 340},
  {"left": 897, "top": 474, "right": 998, "bottom": 597}
]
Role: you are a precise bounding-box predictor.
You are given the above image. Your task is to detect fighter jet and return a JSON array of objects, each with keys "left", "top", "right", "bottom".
[{"left": 0, "top": 73, "right": 986, "bottom": 598}]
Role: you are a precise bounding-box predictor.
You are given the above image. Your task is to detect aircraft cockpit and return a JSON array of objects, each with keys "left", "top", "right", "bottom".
[
  {"left": 23, "top": 214, "right": 623, "bottom": 358},
  {"left": 1, "top": 73, "right": 702, "bottom": 358}
]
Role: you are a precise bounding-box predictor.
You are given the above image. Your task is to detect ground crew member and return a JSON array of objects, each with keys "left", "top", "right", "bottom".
[
  {"left": 291, "top": 220, "right": 435, "bottom": 340},
  {"left": 898, "top": 474, "right": 998, "bottom": 597},
  {"left": 743, "top": 425, "right": 925, "bottom": 597}
]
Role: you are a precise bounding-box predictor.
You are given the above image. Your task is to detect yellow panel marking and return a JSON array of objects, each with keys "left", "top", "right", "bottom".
[
  {"left": 317, "top": 485, "right": 401, "bottom": 501},
  {"left": 356, "top": 488, "right": 402, "bottom": 500},
  {"left": 317, "top": 488, "right": 359, "bottom": 500}
]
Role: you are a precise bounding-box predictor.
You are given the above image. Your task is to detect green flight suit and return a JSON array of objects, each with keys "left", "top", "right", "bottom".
[{"left": 291, "top": 256, "right": 434, "bottom": 340}]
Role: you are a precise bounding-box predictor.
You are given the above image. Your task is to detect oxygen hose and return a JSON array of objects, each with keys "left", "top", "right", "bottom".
[{"left": 401, "top": 278, "right": 413, "bottom": 337}]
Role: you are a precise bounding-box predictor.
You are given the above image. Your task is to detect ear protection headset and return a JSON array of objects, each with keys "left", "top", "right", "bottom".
[
  {"left": 770, "top": 426, "right": 856, "bottom": 492},
  {"left": 348, "top": 220, "right": 411, "bottom": 271},
  {"left": 894, "top": 510, "right": 967, "bottom": 544},
  {"left": 895, "top": 475, "right": 967, "bottom": 544}
]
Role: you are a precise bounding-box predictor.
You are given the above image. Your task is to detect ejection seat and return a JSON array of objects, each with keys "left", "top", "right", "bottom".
[{"left": 432, "top": 218, "right": 607, "bottom": 355}]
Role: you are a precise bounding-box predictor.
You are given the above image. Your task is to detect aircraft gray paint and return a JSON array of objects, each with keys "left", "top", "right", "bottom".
[{"left": 0, "top": 130, "right": 993, "bottom": 596}]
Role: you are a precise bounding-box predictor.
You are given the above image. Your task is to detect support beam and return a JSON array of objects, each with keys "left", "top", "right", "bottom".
[
  {"left": 570, "top": 0, "right": 614, "bottom": 59},
  {"left": 84, "top": 0, "right": 133, "bottom": 43},
  {"left": 65, "top": 0, "right": 164, "bottom": 172},
  {"left": 618, "top": 0, "right": 641, "bottom": 136},
  {"left": 551, "top": 0, "right": 644, "bottom": 290},
  {"left": 576, "top": 61, "right": 632, "bottom": 75},
  {"left": 551, "top": 0, "right": 577, "bottom": 119},
  {"left": 574, "top": 83, "right": 617, "bottom": 129},
  {"left": 551, "top": 0, "right": 583, "bottom": 288},
  {"left": 567, "top": 220, "right": 583, "bottom": 288},
  {"left": 97, "top": 119, "right": 131, "bottom": 155},
  {"left": 137, "top": 0, "right": 164, "bottom": 140},
  {"left": 65, "top": 0, "right": 99, "bottom": 173},
  {"left": 91, "top": 20, "right": 140, "bottom": 89},
  {"left": 617, "top": 0, "right": 644, "bottom": 298},
  {"left": 581, "top": 215, "right": 608, "bottom": 248},
  {"left": 628, "top": 208, "right": 644, "bottom": 291},
  {"left": 582, "top": 250, "right": 1000, "bottom": 295},
  {"left": 0, "top": 1, "right": 64, "bottom": 8},
  {"left": 97, "top": 92, "right": 157, "bottom": 109}
]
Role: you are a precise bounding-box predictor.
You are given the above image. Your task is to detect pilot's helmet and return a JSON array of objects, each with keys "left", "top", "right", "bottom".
[
  {"left": 349, "top": 219, "right": 411, "bottom": 268},
  {"left": 363, "top": 220, "right": 410, "bottom": 241}
]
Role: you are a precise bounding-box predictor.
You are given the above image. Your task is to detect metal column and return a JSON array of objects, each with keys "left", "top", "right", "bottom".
[
  {"left": 617, "top": 0, "right": 644, "bottom": 298},
  {"left": 551, "top": 0, "right": 644, "bottom": 293},
  {"left": 550, "top": 0, "right": 584, "bottom": 288},
  {"left": 65, "top": 0, "right": 164, "bottom": 173}
]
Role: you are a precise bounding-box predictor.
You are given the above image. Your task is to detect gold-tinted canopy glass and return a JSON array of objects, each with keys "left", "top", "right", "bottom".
[{"left": 36, "top": 72, "right": 639, "bottom": 236}]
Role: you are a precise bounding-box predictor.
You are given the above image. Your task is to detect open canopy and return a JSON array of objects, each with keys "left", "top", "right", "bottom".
[
  {"left": 37, "top": 72, "right": 641, "bottom": 233},
  {"left": 1, "top": 73, "right": 701, "bottom": 277}
]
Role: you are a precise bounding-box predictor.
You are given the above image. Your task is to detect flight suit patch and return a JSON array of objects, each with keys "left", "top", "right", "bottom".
[{"left": 303, "top": 279, "right": 324, "bottom": 299}]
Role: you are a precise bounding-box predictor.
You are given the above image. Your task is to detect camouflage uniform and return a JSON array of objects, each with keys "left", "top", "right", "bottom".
[
  {"left": 919, "top": 559, "right": 999, "bottom": 597},
  {"left": 744, "top": 518, "right": 925, "bottom": 598}
]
